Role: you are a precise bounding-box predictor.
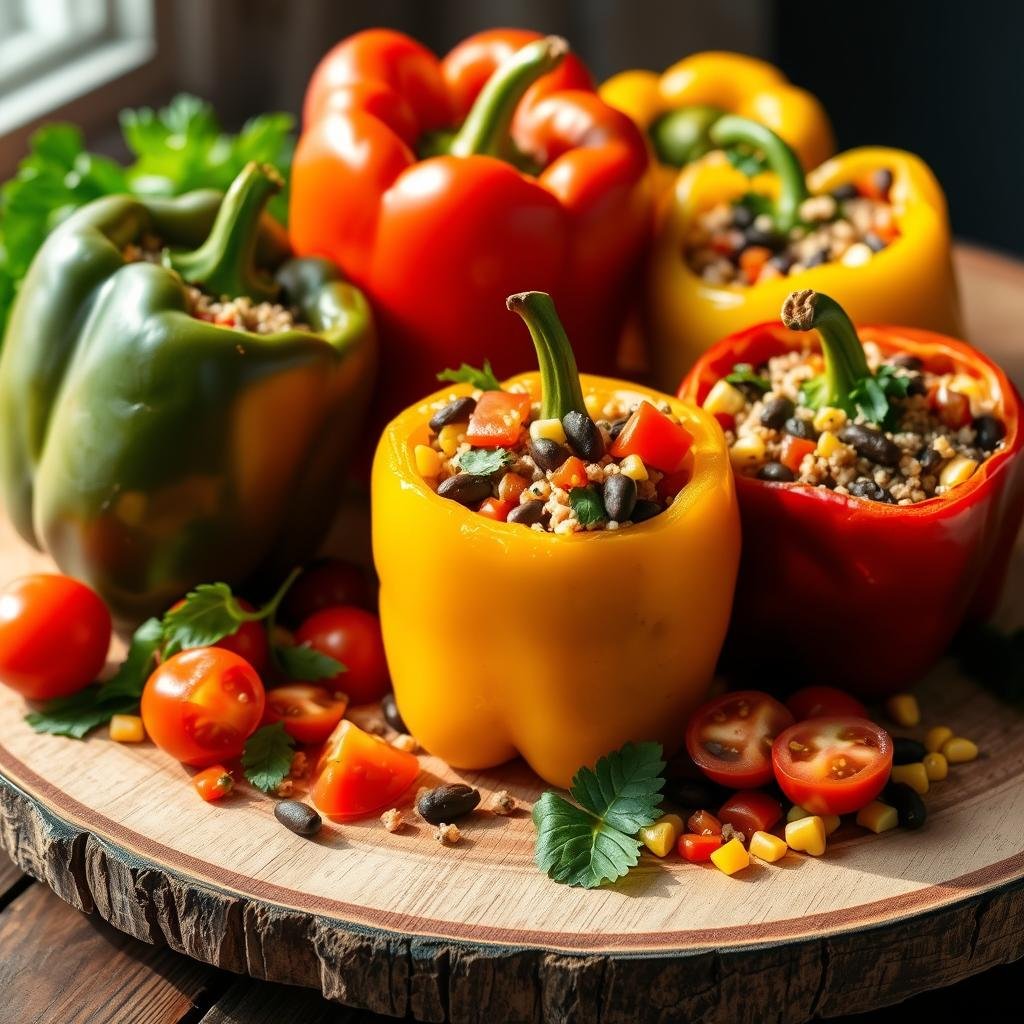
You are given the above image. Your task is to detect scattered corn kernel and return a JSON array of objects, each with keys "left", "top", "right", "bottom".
[
  {"left": 437, "top": 423, "right": 466, "bottom": 457},
  {"left": 856, "top": 801, "right": 898, "bottom": 834},
  {"left": 529, "top": 417, "right": 567, "bottom": 444},
  {"left": 710, "top": 837, "right": 750, "bottom": 876},
  {"left": 640, "top": 814, "right": 684, "bottom": 858},
  {"left": 884, "top": 693, "right": 920, "bottom": 728},
  {"left": 109, "top": 714, "right": 145, "bottom": 743},
  {"left": 812, "top": 406, "right": 848, "bottom": 433},
  {"left": 785, "top": 815, "right": 826, "bottom": 856},
  {"left": 787, "top": 805, "right": 839, "bottom": 834},
  {"left": 840, "top": 242, "right": 873, "bottom": 267},
  {"left": 730, "top": 435, "right": 766, "bottom": 468},
  {"left": 814, "top": 430, "right": 843, "bottom": 458},
  {"left": 749, "top": 830, "right": 788, "bottom": 863},
  {"left": 584, "top": 392, "right": 603, "bottom": 418},
  {"left": 940, "top": 455, "right": 978, "bottom": 489},
  {"left": 414, "top": 444, "right": 442, "bottom": 478},
  {"left": 891, "top": 762, "right": 929, "bottom": 795},
  {"left": 942, "top": 736, "right": 979, "bottom": 764},
  {"left": 619, "top": 454, "right": 648, "bottom": 481},
  {"left": 923, "top": 751, "right": 948, "bottom": 781},
  {"left": 949, "top": 372, "right": 986, "bottom": 400},
  {"left": 925, "top": 725, "right": 954, "bottom": 753},
  {"left": 703, "top": 379, "right": 747, "bottom": 417}
]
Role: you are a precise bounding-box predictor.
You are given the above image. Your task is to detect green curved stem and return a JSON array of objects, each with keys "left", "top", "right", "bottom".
[
  {"left": 449, "top": 36, "right": 567, "bottom": 159},
  {"left": 170, "top": 162, "right": 281, "bottom": 302},
  {"left": 649, "top": 105, "right": 724, "bottom": 167},
  {"left": 505, "top": 291, "right": 586, "bottom": 420},
  {"left": 709, "top": 114, "right": 808, "bottom": 233}
]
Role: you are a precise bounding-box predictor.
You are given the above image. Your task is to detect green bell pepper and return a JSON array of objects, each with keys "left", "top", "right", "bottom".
[{"left": 0, "top": 162, "right": 376, "bottom": 624}]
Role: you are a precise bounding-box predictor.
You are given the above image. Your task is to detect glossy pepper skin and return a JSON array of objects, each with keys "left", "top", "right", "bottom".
[
  {"left": 290, "top": 29, "right": 651, "bottom": 428},
  {"left": 373, "top": 293, "right": 739, "bottom": 787},
  {"left": 648, "top": 142, "right": 963, "bottom": 392},
  {"left": 679, "top": 310, "right": 1024, "bottom": 695},
  {"left": 0, "top": 164, "right": 376, "bottom": 625}
]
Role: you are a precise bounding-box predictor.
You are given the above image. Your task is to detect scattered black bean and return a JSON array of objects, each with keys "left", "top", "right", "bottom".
[
  {"left": 804, "top": 248, "right": 829, "bottom": 268},
  {"left": 864, "top": 232, "right": 887, "bottom": 253},
  {"left": 731, "top": 203, "right": 754, "bottom": 229},
  {"left": 918, "top": 447, "right": 942, "bottom": 472},
  {"left": 417, "top": 784, "right": 481, "bottom": 824},
  {"left": 761, "top": 395, "right": 795, "bottom": 430},
  {"left": 758, "top": 461, "right": 795, "bottom": 482},
  {"left": 769, "top": 252, "right": 796, "bottom": 274},
  {"left": 847, "top": 478, "right": 897, "bottom": 504},
  {"left": 603, "top": 474, "right": 637, "bottom": 522},
  {"left": 973, "top": 414, "right": 1006, "bottom": 451},
  {"left": 839, "top": 423, "right": 901, "bottom": 467},
  {"left": 905, "top": 373, "right": 927, "bottom": 397},
  {"left": 631, "top": 499, "right": 662, "bottom": 522},
  {"left": 428, "top": 396, "right": 476, "bottom": 432},
  {"left": 529, "top": 437, "right": 571, "bottom": 472},
  {"left": 608, "top": 417, "right": 630, "bottom": 441},
  {"left": 890, "top": 353, "right": 923, "bottom": 371},
  {"left": 664, "top": 777, "right": 722, "bottom": 811},
  {"left": 745, "top": 225, "right": 780, "bottom": 250},
  {"left": 892, "top": 737, "right": 927, "bottom": 765},
  {"left": 784, "top": 416, "right": 817, "bottom": 440},
  {"left": 382, "top": 692, "right": 406, "bottom": 733},
  {"left": 275, "top": 800, "right": 322, "bottom": 837},
  {"left": 873, "top": 168, "right": 894, "bottom": 197},
  {"left": 562, "top": 410, "right": 605, "bottom": 461},
  {"left": 884, "top": 781, "right": 927, "bottom": 830},
  {"left": 830, "top": 182, "right": 858, "bottom": 202},
  {"left": 507, "top": 500, "right": 548, "bottom": 527},
  {"left": 437, "top": 473, "right": 492, "bottom": 506}
]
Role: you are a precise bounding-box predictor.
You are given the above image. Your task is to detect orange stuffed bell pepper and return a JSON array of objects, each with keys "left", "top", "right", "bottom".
[
  {"left": 647, "top": 115, "right": 962, "bottom": 391},
  {"left": 372, "top": 291, "right": 739, "bottom": 787},
  {"left": 291, "top": 29, "right": 651, "bottom": 429}
]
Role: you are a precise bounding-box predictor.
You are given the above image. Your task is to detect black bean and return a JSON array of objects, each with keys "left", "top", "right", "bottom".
[
  {"left": 804, "top": 249, "right": 829, "bottom": 268},
  {"left": 905, "top": 373, "right": 927, "bottom": 397},
  {"left": 884, "top": 781, "right": 927, "bottom": 830},
  {"left": 664, "top": 777, "right": 722, "bottom": 811},
  {"left": 873, "top": 168, "right": 894, "bottom": 197},
  {"left": 529, "top": 437, "right": 571, "bottom": 472},
  {"left": 973, "top": 414, "right": 1006, "bottom": 451},
  {"left": 769, "top": 252, "right": 795, "bottom": 274},
  {"left": 382, "top": 692, "right": 407, "bottom": 733},
  {"left": 437, "top": 473, "right": 492, "bottom": 506},
  {"left": 830, "top": 182, "right": 858, "bottom": 202},
  {"left": 784, "top": 416, "right": 817, "bottom": 440},
  {"left": 562, "top": 410, "right": 605, "bottom": 461},
  {"left": 631, "top": 499, "right": 662, "bottom": 523},
  {"left": 892, "top": 737, "right": 927, "bottom": 765},
  {"left": 507, "top": 499, "right": 548, "bottom": 527},
  {"left": 745, "top": 225, "right": 781, "bottom": 250},
  {"left": 275, "top": 800, "right": 322, "bottom": 836},
  {"left": 847, "top": 478, "right": 896, "bottom": 504},
  {"left": 417, "top": 783, "right": 481, "bottom": 824},
  {"left": 731, "top": 203, "right": 754, "bottom": 229},
  {"left": 761, "top": 395, "right": 795, "bottom": 430},
  {"left": 890, "top": 353, "right": 923, "bottom": 371},
  {"left": 838, "top": 423, "right": 901, "bottom": 467},
  {"left": 757, "top": 462, "right": 795, "bottom": 482},
  {"left": 428, "top": 396, "right": 476, "bottom": 432},
  {"left": 864, "top": 232, "right": 887, "bottom": 253},
  {"left": 603, "top": 474, "right": 637, "bottom": 522},
  {"left": 918, "top": 447, "right": 942, "bottom": 472},
  {"left": 609, "top": 417, "right": 630, "bottom": 441}
]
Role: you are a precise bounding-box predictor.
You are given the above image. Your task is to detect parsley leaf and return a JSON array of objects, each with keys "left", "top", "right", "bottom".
[
  {"left": 162, "top": 583, "right": 250, "bottom": 652},
  {"left": 725, "top": 363, "right": 771, "bottom": 394},
  {"left": 95, "top": 618, "right": 164, "bottom": 704},
  {"left": 725, "top": 145, "right": 770, "bottom": 178},
  {"left": 456, "top": 447, "right": 515, "bottom": 476},
  {"left": 437, "top": 361, "right": 501, "bottom": 392},
  {"left": 242, "top": 723, "right": 296, "bottom": 794},
  {"left": 569, "top": 486, "right": 606, "bottom": 527},
  {"left": 736, "top": 191, "right": 774, "bottom": 219},
  {"left": 274, "top": 642, "right": 344, "bottom": 682},
  {"left": 533, "top": 741, "right": 665, "bottom": 888}
]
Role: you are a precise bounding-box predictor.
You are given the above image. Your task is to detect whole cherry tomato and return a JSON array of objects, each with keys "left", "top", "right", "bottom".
[
  {"left": 295, "top": 606, "right": 389, "bottom": 704},
  {"left": 718, "top": 790, "right": 783, "bottom": 837},
  {"left": 786, "top": 686, "right": 868, "bottom": 722},
  {"left": 0, "top": 574, "right": 111, "bottom": 700},
  {"left": 281, "top": 559, "right": 374, "bottom": 625},
  {"left": 263, "top": 683, "right": 349, "bottom": 745},
  {"left": 141, "top": 648, "right": 265, "bottom": 766},
  {"left": 168, "top": 597, "right": 269, "bottom": 676}
]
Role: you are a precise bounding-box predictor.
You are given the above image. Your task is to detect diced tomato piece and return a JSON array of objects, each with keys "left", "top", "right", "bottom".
[
  {"left": 551, "top": 456, "right": 588, "bottom": 490},
  {"left": 497, "top": 472, "right": 528, "bottom": 503},
  {"left": 193, "top": 765, "right": 234, "bottom": 802},
  {"left": 478, "top": 497, "right": 515, "bottom": 522},
  {"left": 873, "top": 222, "right": 900, "bottom": 244},
  {"left": 739, "top": 246, "right": 772, "bottom": 285},
  {"left": 718, "top": 790, "right": 783, "bottom": 836},
  {"left": 679, "top": 833, "right": 723, "bottom": 863},
  {"left": 855, "top": 170, "right": 890, "bottom": 201},
  {"left": 610, "top": 402, "right": 693, "bottom": 473},
  {"left": 780, "top": 435, "right": 815, "bottom": 474},
  {"left": 686, "top": 809, "right": 722, "bottom": 836},
  {"left": 466, "top": 391, "right": 532, "bottom": 448},
  {"left": 929, "top": 383, "right": 971, "bottom": 430}
]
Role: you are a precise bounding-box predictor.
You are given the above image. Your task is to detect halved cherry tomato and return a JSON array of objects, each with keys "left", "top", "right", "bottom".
[
  {"left": 312, "top": 719, "right": 419, "bottom": 820},
  {"left": 772, "top": 717, "right": 893, "bottom": 816},
  {"left": 141, "top": 648, "right": 265, "bottom": 767},
  {"left": 786, "top": 686, "right": 868, "bottom": 722},
  {"left": 193, "top": 765, "right": 234, "bottom": 802},
  {"left": 169, "top": 597, "right": 269, "bottom": 676},
  {"left": 610, "top": 401, "right": 693, "bottom": 473},
  {"left": 679, "top": 833, "right": 723, "bottom": 863},
  {"left": 685, "top": 690, "right": 794, "bottom": 789},
  {"left": 0, "top": 574, "right": 111, "bottom": 700},
  {"left": 550, "top": 456, "right": 588, "bottom": 490},
  {"left": 780, "top": 435, "right": 816, "bottom": 474},
  {"left": 466, "top": 391, "right": 532, "bottom": 448},
  {"left": 477, "top": 497, "right": 515, "bottom": 522},
  {"left": 264, "top": 683, "right": 349, "bottom": 745},
  {"left": 281, "top": 559, "right": 374, "bottom": 624},
  {"left": 718, "top": 790, "right": 783, "bottom": 836},
  {"left": 295, "top": 606, "right": 389, "bottom": 704}
]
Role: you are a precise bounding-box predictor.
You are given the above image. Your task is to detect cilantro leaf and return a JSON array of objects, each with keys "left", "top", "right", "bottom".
[
  {"left": 95, "top": 618, "right": 164, "bottom": 703},
  {"left": 736, "top": 191, "right": 774, "bottom": 219},
  {"left": 569, "top": 486, "right": 606, "bottom": 527},
  {"left": 725, "top": 363, "right": 771, "bottom": 394},
  {"left": 456, "top": 447, "right": 515, "bottom": 476},
  {"left": 274, "top": 642, "right": 344, "bottom": 682},
  {"left": 799, "top": 376, "right": 829, "bottom": 410},
  {"left": 162, "top": 582, "right": 249, "bottom": 652},
  {"left": 532, "top": 741, "right": 665, "bottom": 888},
  {"left": 725, "top": 145, "right": 770, "bottom": 178},
  {"left": 242, "top": 723, "right": 296, "bottom": 794},
  {"left": 437, "top": 361, "right": 501, "bottom": 391}
]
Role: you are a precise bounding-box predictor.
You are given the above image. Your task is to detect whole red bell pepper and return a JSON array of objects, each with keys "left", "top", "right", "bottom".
[
  {"left": 290, "top": 28, "right": 651, "bottom": 424},
  {"left": 680, "top": 293, "right": 1024, "bottom": 695}
]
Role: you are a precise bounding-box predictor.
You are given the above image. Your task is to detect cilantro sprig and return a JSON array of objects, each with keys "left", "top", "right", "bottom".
[
  {"left": 241, "top": 722, "right": 296, "bottom": 794},
  {"left": 437, "top": 360, "right": 501, "bottom": 392},
  {"left": 725, "top": 362, "right": 771, "bottom": 395},
  {"left": 568, "top": 486, "right": 606, "bottom": 527}
]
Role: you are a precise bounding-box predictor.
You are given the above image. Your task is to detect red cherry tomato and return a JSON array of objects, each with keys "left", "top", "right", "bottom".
[
  {"left": 718, "top": 790, "right": 783, "bottom": 837},
  {"left": 686, "top": 690, "right": 794, "bottom": 789},
  {"left": 679, "top": 833, "right": 723, "bottom": 863},
  {"left": 772, "top": 717, "right": 893, "bottom": 816},
  {"left": 141, "top": 648, "right": 265, "bottom": 767},
  {"left": 169, "top": 597, "right": 269, "bottom": 676},
  {"left": 295, "top": 606, "right": 389, "bottom": 705},
  {"left": 0, "top": 574, "right": 111, "bottom": 700},
  {"left": 193, "top": 765, "right": 234, "bottom": 802},
  {"left": 786, "top": 686, "right": 868, "bottom": 721},
  {"left": 263, "top": 683, "right": 349, "bottom": 745},
  {"left": 312, "top": 719, "right": 419, "bottom": 820},
  {"left": 281, "top": 559, "right": 374, "bottom": 624}
]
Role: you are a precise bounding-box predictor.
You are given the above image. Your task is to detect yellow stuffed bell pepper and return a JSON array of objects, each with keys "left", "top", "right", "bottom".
[
  {"left": 372, "top": 291, "right": 739, "bottom": 787},
  {"left": 647, "top": 115, "right": 963, "bottom": 391}
]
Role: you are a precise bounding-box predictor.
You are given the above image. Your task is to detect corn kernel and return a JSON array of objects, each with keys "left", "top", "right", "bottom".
[
  {"left": 940, "top": 455, "right": 978, "bottom": 489},
  {"left": 814, "top": 430, "right": 843, "bottom": 458},
  {"left": 639, "top": 814, "right": 684, "bottom": 858},
  {"left": 529, "top": 417, "right": 567, "bottom": 444},
  {"left": 925, "top": 725, "right": 954, "bottom": 753},
  {"left": 841, "top": 242, "right": 873, "bottom": 267},
  {"left": 890, "top": 762, "right": 929, "bottom": 795},
  {"left": 584, "top": 393, "right": 603, "bottom": 418},
  {"left": 749, "top": 830, "right": 788, "bottom": 863},
  {"left": 884, "top": 693, "right": 920, "bottom": 728},
  {"left": 856, "top": 800, "right": 898, "bottom": 834},
  {"left": 786, "top": 805, "right": 839, "bottom": 834},
  {"left": 437, "top": 423, "right": 466, "bottom": 457},
  {"left": 923, "top": 751, "right": 948, "bottom": 781},
  {"left": 710, "top": 837, "right": 750, "bottom": 876},
  {"left": 619, "top": 454, "right": 648, "bottom": 481},
  {"left": 813, "top": 406, "right": 848, "bottom": 433},
  {"left": 703, "top": 379, "right": 747, "bottom": 417},
  {"left": 949, "top": 372, "right": 985, "bottom": 400},
  {"left": 110, "top": 714, "right": 145, "bottom": 743},
  {"left": 730, "top": 434, "right": 766, "bottom": 468},
  {"left": 785, "top": 815, "right": 826, "bottom": 856},
  {"left": 414, "top": 444, "right": 442, "bottom": 478},
  {"left": 942, "top": 737, "right": 979, "bottom": 764}
]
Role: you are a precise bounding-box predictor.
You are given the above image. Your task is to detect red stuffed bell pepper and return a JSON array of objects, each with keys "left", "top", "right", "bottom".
[
  {"left": 680, "top": 289, "right": 1024, "bottom": 694},
  {"left": 290, "top": 28, "right": 651, "bottom": 425}
]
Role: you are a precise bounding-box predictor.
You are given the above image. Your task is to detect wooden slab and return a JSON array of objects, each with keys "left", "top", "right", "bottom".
[{"left": 0, "top": 245, "right": 1022, "bottom": 1023}]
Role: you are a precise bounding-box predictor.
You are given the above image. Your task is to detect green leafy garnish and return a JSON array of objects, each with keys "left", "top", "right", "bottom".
[
  {"left": 725, "top": 145, "right": 770, "bottom": 178},
  {"left": 953, "top": 623, "right": 1024, "bottom": 705},
  {"left": 161, "top": 582, "right": 255, "bottom": 652},
  {"left": 533, "top": 741, "right": 665, "bottom": 888},
  {"left": 92, "top": 618, "right": 165, "bottom": 704},
  {"left": 802, "top": 363, "right": 910, "bottom": 430},
  {"left": 242, "top": 723, "right": 296, "bottom": 794},
  {"left": 725, "top": 363, "right": 771, "bottom": 394},
  {"left": 456, "top": 447, "right": 516, "bottom": 476},
  {"left": 735, "top": 191, "right": 774, "bottom": 220},
  {"left": 569, "top": 486, "right": 606, "bottom": 527},
  {"left": 274, "top": 642, "right": 344, "bottom": 682},
  {"left": 437, "top": 360, "right": 501, "bottom": 392}
]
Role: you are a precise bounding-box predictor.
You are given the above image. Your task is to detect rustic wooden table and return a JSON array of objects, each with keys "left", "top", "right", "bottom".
[{"left": 0, "top": 246, "right": 1020, "bottom": 1023}]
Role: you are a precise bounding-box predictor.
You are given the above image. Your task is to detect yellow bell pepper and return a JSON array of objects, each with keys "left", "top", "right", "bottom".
[
  {"left": 646, "top": 116, "right": 963, "bottom": 391},
  {"left": 372, "top": 292, "right": 739, "bottom": 787}
]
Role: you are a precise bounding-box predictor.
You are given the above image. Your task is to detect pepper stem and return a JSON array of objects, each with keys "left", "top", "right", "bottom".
[
  {"left": 170, "top": 162, "right": 281, "bottom": 302},
  {"left": 649, "top": 104, "right": 724, "bottom": 167},
  {"left": 506, "top": 291, "right": 586, "bottom": 420},
  {"left": 449, "top": 36, "right": 568, "bottom": 159},
  {"left": 709, "top": 114, "right": 808, "bottom": 233},
  {"left": 781, "top": 289, "right": 872, "bottom": 408}
]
